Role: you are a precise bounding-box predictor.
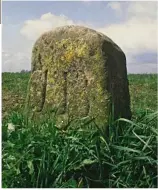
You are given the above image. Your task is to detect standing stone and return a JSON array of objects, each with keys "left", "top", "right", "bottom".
[{"left": 25, "top": 25, "right": 131, "bottom": 131}]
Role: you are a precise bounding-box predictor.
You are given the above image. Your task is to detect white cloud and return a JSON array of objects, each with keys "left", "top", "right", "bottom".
[
  {"left": 98, "top": 17, "right": 157, "bottom": 54},
  {"left": 98, "top": 1, "right": 157, "bottom": 62},
  {"left": 20, "top": 12, "right": 77, "bottom": 41}
]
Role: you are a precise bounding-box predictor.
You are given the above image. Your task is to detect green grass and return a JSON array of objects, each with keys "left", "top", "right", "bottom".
[
  {"left": 129, "top": 74, "right": 157, "bottom": 117},
  {"left": 2, "top": 72, "right": 158, "bottom": 188}
]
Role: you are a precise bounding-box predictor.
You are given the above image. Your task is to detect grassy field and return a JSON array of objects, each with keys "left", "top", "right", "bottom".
[{"left": 2, "top": 72, "right": 158, "bottom": 188}]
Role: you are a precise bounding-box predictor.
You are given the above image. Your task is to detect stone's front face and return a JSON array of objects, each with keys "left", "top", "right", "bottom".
[{"left": 26, "top": 25, "right": 131, "bottom": 130}]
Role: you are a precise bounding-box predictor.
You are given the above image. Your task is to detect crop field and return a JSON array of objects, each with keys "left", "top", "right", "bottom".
[{"left": 2, "top": 72, "right": 158, "bottom": 188}]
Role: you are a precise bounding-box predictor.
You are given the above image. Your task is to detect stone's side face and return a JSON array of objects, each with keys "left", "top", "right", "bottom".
[{"left": 26, "top": 25, "right": 131, "bottom": 130}]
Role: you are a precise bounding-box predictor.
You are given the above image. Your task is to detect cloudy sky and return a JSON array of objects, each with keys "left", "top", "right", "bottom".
[{"left": 2, "top": 1, "right": 157, "bottom": 73}]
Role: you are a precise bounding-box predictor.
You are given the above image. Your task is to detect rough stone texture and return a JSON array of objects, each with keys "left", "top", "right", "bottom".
[{"left": 25, "top": 25, "right": 131, "bottom": 130}]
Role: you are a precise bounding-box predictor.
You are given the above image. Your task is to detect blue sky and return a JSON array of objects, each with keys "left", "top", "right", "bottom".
[
  {"left": 2, "top": 1, "right": 126, "bottom": 26},
  {"left": 2, "top": 1, "right": 157, "bottom": 73}
]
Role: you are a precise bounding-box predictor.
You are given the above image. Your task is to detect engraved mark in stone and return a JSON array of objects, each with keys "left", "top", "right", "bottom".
[
  {"left": 63, "top": 71, "right": 67, "bottom": 114},
  {"left": 38, "top": 69, "right": 48, "bottom": 112}
]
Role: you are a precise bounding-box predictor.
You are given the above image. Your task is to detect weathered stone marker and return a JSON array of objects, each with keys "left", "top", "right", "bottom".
[{"left": 25, "top": 25, "right": 131, "bottom": 130}]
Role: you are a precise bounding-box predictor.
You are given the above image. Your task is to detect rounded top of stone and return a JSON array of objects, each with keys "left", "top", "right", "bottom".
[
  {"left": 43, "top": 25, "right": 113, "bottom": 42},
  {"left": 51, "top": 25, "right": 103, "bottom": 35}
]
